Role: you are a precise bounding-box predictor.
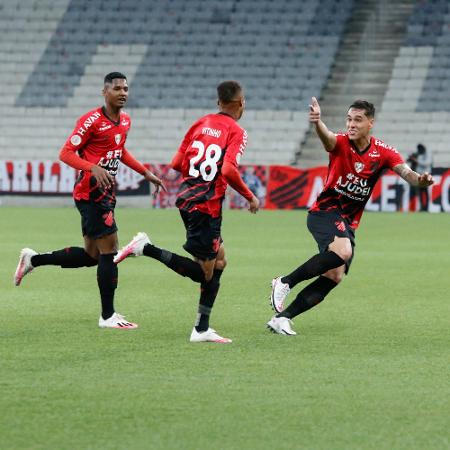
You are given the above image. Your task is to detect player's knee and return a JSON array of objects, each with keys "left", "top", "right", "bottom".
[
  {"left": 203, "top": 268, "right": 214, "bottom": 282},
  {"left": 215, "top": 257, "right": 227, "bottom": 271},
  {"left": 323, "top": 270, "right": 344, "bottom": 284}
]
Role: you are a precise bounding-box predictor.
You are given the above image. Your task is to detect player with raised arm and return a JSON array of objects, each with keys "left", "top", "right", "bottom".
[
  {"left": 267, "top": 97, "right": 434, "bottom": 335},
  {"left": 14, "top": 72, "right": 165, "bottom": 329},
  {"left": 114, "top": 80, "right": 259, "bottom": 343}
]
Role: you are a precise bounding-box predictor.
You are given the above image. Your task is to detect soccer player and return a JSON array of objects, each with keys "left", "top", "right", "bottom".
[
  {"left": 14, "top": 72, "right": 165, "bottom": 329},
  {"left": 114, "top": 80, "right": 260, "bottom": 343},
  {"left": 267, "top": 97, "right": 434, "bottom": 335}
]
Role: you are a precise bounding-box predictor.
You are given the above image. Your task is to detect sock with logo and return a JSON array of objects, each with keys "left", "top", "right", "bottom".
[
  {"left": 278, "top": 276, "right": 338, "bottom": 319},
  {"left": 143, "top": 244, "right": 205, "bottom": 283},
  {"left": 195, "top": 269, "right": 223, "bottom": 332},
  {"left": 97, "top": 253, "right": 118, "bottom": 320},
  {"left": 31, "top": 247, "right": 98, "bottom": 268},
  {"left": 281, "top": 251, "right": 345, "bottom": 288}
]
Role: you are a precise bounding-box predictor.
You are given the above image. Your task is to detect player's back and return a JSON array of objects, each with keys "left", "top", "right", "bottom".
[{"left": 176, "top": 113, "right": 247, "bottom": 217}]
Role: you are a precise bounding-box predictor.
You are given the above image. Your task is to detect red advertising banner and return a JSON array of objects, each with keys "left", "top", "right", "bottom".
[{"left": 1, "top": 160, "right": 449, "bottom": 213}]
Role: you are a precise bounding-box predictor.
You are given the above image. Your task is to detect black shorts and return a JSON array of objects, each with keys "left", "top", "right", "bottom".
[
  {"left": 307, "top": 210, "right": 355, "bottom": 273},
  {"left": 75, "top": 200, "right": 117, "bottom": 240},
  {"left": 179, "top": 209, "right": 222, "bottom": 261}
]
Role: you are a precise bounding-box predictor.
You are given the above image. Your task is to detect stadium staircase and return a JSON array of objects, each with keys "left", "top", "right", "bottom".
[{"left": 296, "top": 0, "right": 417, "bottom": 168}]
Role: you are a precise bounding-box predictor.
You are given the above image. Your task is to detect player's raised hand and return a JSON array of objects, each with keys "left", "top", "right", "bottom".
[
  {"left": 144, "top": 170, "right": 167, "bottom": 197},
  {"left": 417, "top": 172, "right": 434, "bottom": 188},
  {"left": 91, "top": 165, "right": 114, "bottom": 190},
  {"left": 309, "top": 97, "right": 321, "bottom": 123},
  {"left": 248, "top": 195, "right": 260, "bottom": 214}
]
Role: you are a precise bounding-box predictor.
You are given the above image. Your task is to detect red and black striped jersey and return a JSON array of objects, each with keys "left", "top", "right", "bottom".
[
  {"left": 173, "top": 113, "right": 248, "bottom": 218},
  {"left": 310, "top": 133, "right": 404, "bottom": 228},
  {"left": 60, "top": 107, "right": 144, "bottom": 205}
]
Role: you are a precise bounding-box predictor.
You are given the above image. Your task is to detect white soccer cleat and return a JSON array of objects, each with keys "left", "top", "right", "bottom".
[
  {"left": 267, "top": 316, "right": 297, "bottom": 336},
  {"left": 190, "top": 327, "right": 232, "bottom": 344},
  {"left": 270, "top": 276, "right": 290, "bottom": 313},
  {"left": 98, "top": 312, "right": 138, "bottom": 329},
  {"left": 114, "top": 232, "right": 151, "bottom": 264},
  {"left": 14, "top": 248, "right": 38, "bottom": 286}
]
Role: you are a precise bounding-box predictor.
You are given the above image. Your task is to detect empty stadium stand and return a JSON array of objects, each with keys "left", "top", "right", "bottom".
[
  {"left": 0, "top": 0, "right": 353, "bottom": 165},
  {"left": 0, "top": 0, "right": 448, "bottom": 169}
]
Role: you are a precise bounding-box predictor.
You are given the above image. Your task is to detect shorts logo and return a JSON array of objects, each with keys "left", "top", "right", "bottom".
[
  {"left": 335, "top": 221, "right": 346, "bottom": 232},
  {"left": 212, "top": 238, "right": 221, "bottom": 253},
  {"left": 115, "top": 134, "right": 121, "bottom": 145},
  {"left": 70, "top": 135, "right": 82, "bottom": 146},
  {"left": 103, "top": 211, "right": 114, "bottom": 227}
]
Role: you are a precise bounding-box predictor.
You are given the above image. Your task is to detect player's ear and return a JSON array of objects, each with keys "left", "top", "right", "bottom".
[{"left": 368, "top": 118, "right": 374, "bottom": 130}]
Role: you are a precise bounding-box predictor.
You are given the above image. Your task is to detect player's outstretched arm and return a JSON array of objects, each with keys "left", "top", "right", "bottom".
[
  {"left": 309, "top": 97, "right": 336, "bottom": 152},
  {"left": 393, "top": 163, "right": 434, "bottom": 187}
]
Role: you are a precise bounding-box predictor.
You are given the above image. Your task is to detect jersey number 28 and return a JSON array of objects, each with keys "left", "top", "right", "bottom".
[{"left": 188, "top": 141, "right": 222, "bottom": 182}]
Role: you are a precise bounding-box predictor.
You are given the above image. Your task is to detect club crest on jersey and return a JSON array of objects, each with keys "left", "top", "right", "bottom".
[
  {"left": 115, "top": 134, "right": 121, "bottom": 145},
  {"left": 354, "top": 162, "right": 364, "bottom": 173}
]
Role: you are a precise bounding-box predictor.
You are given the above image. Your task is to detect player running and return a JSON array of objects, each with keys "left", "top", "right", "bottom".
[
  {"left": 114, "top": 80, "right": 259, "bottom": 343},
  {"left": 267, "top": 97, "right": 434, "bottom": 335},
  {"left": 14, "top": 72, "right": 165, "bottom": 329}
]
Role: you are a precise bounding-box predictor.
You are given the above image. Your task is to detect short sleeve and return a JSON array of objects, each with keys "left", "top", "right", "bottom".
[{"left": 384, "top": 146, "right": 405, "bottom": 169}]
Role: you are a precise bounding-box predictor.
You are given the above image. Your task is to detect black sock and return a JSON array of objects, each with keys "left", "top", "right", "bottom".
[
  {"left": 278, "top": 276, "right": 338, "bottom": 319},
  {"left": 195, "top": 269, "right": 223, "bottom": 332},
  {"left": 97, "top": 253, "right": 118, "bottom": 320},
  {"left": 143, "top": 243, "right": 205, "bottom": 283},
  {"left": 31, "top": 247, "right": 97, "bottom": 268},
  {"left": 281, "top": 251, "right": 345, "bottom": 288}
]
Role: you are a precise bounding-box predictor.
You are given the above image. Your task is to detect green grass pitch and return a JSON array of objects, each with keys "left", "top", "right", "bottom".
[{"left": 1, "top": 206, "right": 449, "bottom": 450}]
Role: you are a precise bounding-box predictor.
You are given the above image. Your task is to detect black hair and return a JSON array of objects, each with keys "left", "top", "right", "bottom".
[
  {"left": 417, "top": 143, "right": 426, "bottom": 154},
  {"left": 104, "top": 72, "right": 127, "bottom": 84},
  {"left": 217, "top": 80, "right": 242, "bottom": 104},
  {"left": 348, "top": 100, "right": 375, "bottom": 118}
]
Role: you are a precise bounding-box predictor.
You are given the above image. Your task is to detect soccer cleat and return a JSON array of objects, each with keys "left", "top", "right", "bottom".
[
  {"left": 114, "top": 232, "right": 151, "bottom": 264},
  {"left": 98, "top": 312, "right": 138, "bottom": 329},
  {"left": 14, "top": 248, "right": 38, "bottom": 286},
  {"left": 190, "top": 327, "right": 232, "bottom": 344},
  {"left": 267, "top": 316, "right": 297, "bottom": 336},
  {"left": 270, "top": 276, "right": 290, "bottom": 313}
]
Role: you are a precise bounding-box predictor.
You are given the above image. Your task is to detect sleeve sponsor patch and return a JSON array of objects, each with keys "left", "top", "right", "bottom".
[{"left": 70, "top": 134, "right": 82, "bottom": 146}]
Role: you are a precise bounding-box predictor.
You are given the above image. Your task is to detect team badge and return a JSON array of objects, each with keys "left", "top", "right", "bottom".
[
  {"left": 354, "top": 162, "right": 364, "bottom": 173},
  {"left": 115, "top": 134, "right": 121, "bottom": 145},
  {"left": 70, "top": 135, "right": 82, "bottom": 146}
]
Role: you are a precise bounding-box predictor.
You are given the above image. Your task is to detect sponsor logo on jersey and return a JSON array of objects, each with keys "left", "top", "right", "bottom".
[
  {"left": 354, "top": 162, "right": 364, "bottom": 173},
  {"left": 70, "top": 135, "right": 82, "bottom": 146},
  {"left": 202, "top": 127, "right": 222, "bottom": 138},
  {"left": 115, "top": 134, "right": 121, "bottom": 145},
  {"left": 121, "top": 119, "right": 129, "bottom": 126},
  {"left": 77, "top": 111, "right": 101, "bottom": 136},
  {"left": 335, "top": 173, "right": 371, "bottom": 200},
  {"left": 239, "top": 130, "right": 248, "bottom": 153},
  {"left": 369, "top": 150, "right": 380, "bottom": 157},
  {"left": 99, "top": 124, "right": 112, "bottom": 132}
]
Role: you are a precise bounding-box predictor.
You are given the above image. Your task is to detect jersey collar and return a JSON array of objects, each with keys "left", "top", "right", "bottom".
[
  {"left": 349, "top": 135, "right": 372, "bottom": 155},
  {"left": 101, "top": 106, "right": 121, "bottom": 126}
]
